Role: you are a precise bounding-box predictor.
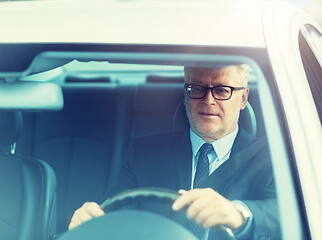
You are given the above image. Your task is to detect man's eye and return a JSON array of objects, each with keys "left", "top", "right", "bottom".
[
  {"left": 215, "top": 87, "right": 229, "bottom": 94},
  {"left": 192, "top": 87, "right": 203, "bottom": 92}
]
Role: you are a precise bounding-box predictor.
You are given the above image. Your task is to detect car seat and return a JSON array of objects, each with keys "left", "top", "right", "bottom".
[{"left": 0, "top": 111, "right": 57, "bottom": 240}]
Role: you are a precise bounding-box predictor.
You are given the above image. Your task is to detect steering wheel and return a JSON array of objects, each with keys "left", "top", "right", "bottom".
[
  {"left": 58, "top": 188, "right": 235, "bottom": 240},
  {"left": 100, "top": 187, "right": 187, "bottom": 222}
]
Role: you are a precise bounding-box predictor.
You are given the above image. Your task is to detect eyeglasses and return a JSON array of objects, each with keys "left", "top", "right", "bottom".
[{"left": 184, "top": 83, "right": 246, "bottom": 100}]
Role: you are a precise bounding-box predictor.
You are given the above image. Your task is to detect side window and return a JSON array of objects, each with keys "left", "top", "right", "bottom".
[{"left": 298, "top": 25, "right": 322, "bottom": 123}]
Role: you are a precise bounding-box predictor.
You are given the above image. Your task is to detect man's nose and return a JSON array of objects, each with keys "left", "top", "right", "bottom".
[{"left": 202, "top": 89, "right": 216, "bottom": 103}]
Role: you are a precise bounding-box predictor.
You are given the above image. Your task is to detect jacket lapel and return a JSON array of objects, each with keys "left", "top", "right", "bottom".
[
  {"left": 172, "top": 128, "right": 266, "bottom": 193},
  {"left": 199, "top": 128, "right": 257, "bottom": 192},
  {"left": 173, "top": 131, "right": 192, "bottom": 190}
]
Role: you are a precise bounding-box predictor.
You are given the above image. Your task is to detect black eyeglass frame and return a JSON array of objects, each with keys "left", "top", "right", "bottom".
[{"left": 184, "top": 83, "right": 246, "bottom": 100}]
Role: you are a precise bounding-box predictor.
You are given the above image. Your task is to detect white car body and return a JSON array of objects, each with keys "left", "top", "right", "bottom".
[{"left": 0, "top": 1, "right": 321, "bottom": 239}]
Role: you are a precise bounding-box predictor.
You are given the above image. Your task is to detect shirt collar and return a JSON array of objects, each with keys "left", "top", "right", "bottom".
[{"left": 190, "top": 125, "right": 239, "bottom": 160}]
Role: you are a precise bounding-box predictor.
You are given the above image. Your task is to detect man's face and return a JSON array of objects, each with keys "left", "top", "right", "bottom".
[{"left": 184, "top": 66, "right": 249, "bottom": 142}]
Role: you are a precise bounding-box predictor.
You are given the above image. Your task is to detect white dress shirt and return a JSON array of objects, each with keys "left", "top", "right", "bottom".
[
  {"left": 190, "top": 125, "right": 239, "bottom": 188},
  {"left": 189, "top": 125, "right": 253, "bottom": 239}
]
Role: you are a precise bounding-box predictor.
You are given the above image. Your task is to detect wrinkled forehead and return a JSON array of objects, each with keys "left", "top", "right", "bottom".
[{"left": 184, "top": 66, "right": 243, "bottom": 85}]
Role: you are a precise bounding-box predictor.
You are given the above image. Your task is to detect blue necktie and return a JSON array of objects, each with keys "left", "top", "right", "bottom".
[
  {"left": 187, "top": 143, "right": 214, "bottom": 239},
  {"left": 194, "top": 143, "right": 213, "bottom": 188}
]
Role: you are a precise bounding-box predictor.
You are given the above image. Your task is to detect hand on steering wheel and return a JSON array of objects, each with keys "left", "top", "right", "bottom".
[
  {"left": 64, "top": 187, "right": 236, "bottom": 240},
  {"left": 101, "top": 187, "right": 236, "bottom": 240}
]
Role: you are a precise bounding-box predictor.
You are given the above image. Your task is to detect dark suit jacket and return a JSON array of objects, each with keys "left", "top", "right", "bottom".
[{"left": 109, "top": 128, "right": 280, "bottom": 240}]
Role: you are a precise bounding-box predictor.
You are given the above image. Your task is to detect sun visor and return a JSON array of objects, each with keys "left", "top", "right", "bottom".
[{"left": 0, "top": 81, "right": 63, "bottom": 111}]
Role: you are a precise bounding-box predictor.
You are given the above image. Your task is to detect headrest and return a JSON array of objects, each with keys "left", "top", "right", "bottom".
[
  {"left": 239, "top": 102, "right": 257, "bottom": 138},
  {"left": 0, "top": 111, "right": 23, "bottom": 147},
  {"left": 146, "top": 75, "right": 184, "bottom": 83},
  {"left": 172, "top": 101, "right": 257, "bottom": 138}
]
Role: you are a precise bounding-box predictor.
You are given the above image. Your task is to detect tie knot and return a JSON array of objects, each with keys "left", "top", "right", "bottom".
[{"left": 199, "top": 143, "right": 213, "bottom": 156}]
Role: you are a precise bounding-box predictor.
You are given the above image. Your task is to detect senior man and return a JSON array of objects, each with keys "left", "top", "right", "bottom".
[{"left": 69, "top": 65, "right": 280, "bottom": 240}]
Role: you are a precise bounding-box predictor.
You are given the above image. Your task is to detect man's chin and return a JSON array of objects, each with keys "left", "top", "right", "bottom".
[
  {"left": 194, "top": 126, "right": 223, "bottom": 141},
  {"left": 199, "top": 123, "right": 221, "bottom": 133}
]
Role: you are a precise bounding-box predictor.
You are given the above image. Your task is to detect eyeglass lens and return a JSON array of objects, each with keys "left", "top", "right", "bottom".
[{"left": 187, "top": 85, "right": 232, "bottom": 100}]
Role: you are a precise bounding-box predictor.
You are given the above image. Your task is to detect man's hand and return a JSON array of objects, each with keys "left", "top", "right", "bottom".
[
  {"left": 68, "top": 202, "right": 104, "bottom": 230},
  {"left": 172, "top": 188, "right": 243, "bottom": 229}
]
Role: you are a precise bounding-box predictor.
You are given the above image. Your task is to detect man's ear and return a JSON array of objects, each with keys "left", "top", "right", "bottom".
[{"left": 240, "top": 88, "right": 249, "bottom": 110}]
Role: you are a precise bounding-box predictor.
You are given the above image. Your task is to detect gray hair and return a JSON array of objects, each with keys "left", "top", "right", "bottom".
[
  {"left": 184, "top": 64, "right": 250, "bottom": 86},
  {"left": 235, "top": 64, "right": 250, "bottom": 86}
]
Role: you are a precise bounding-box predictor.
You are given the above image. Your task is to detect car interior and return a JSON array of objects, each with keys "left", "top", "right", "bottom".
[
  {"left": 0, "top": 56, "right": 268, "bottom": 239},
  {"left": 15, "top": 65, "right": 265, "bottom": 231}
]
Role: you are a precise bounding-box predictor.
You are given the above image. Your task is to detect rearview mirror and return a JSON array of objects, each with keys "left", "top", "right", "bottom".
[{"left": 0, "top": 82, "right": 63, "bottom": 111}]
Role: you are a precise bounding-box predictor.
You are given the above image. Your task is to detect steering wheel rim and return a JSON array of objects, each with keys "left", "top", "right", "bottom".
[
  {"left": 101, "top": 187, "right": 179, "bottom": 211},
  {"left": 101, "top": 187, "right": 189, "bottom": 226},
  {"left": 100, "top": 187, "right": 236, "bottom": 240}
]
